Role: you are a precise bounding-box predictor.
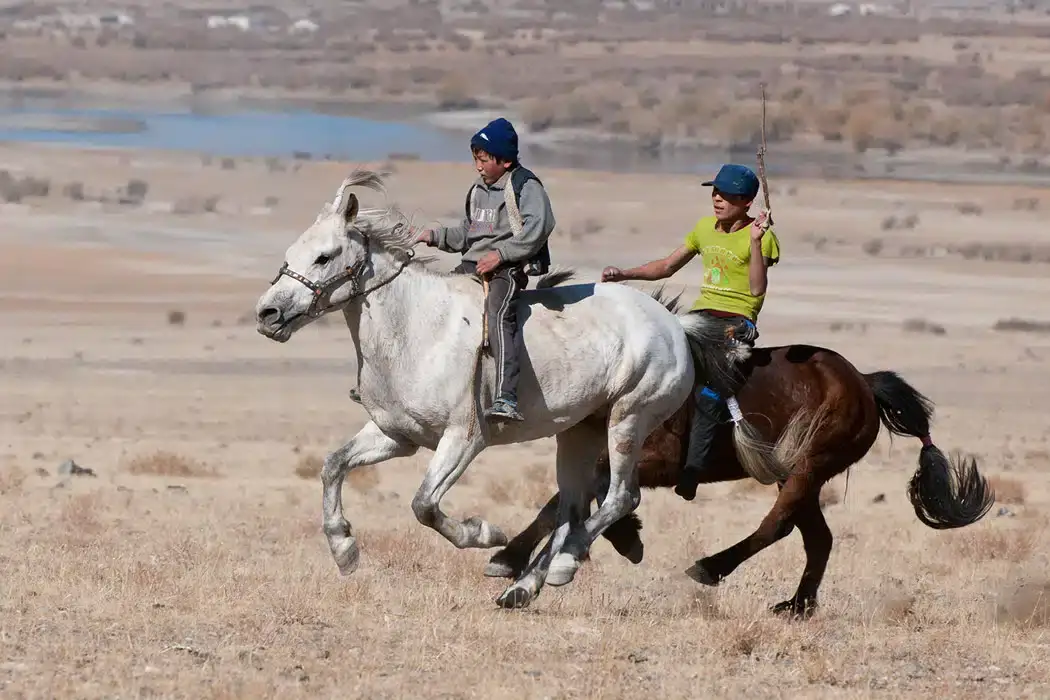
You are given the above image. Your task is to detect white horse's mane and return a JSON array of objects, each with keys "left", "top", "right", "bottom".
[{"left": 320, "top": 169, "right": 419, "bottom": 258}]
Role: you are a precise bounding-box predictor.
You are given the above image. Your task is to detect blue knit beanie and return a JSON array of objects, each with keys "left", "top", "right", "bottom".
[{"left": 470, "top": 117, "right": 519, "bottom": 163}]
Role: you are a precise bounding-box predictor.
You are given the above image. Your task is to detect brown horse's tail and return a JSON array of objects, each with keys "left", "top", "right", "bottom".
[{"left": 865, "top": 370, "right": 995, "bottom": 529}]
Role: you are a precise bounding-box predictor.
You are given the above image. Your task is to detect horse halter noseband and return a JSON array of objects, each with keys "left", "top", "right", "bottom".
[{"left": 269, "top": 225, "right": 412, "bottom": 318}]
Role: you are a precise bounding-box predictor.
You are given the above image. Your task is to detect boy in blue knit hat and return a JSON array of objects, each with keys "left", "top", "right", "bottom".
[
  {"left": 414, "top": 117, "right": 556, "bottom": 422},
  {"left": 602, "top": 163, "right": 780, "bottom": 499}
]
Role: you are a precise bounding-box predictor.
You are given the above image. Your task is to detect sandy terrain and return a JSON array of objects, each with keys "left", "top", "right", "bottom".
[{"left": 2, "top": 142, "right": 1050, "bottom": 698}]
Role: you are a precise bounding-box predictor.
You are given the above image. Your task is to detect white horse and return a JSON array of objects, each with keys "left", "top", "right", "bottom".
[{"left": 254, "top": 170, "right": 703, "bottom": 608}]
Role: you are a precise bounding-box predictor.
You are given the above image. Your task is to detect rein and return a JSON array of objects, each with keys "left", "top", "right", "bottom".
[
  {"left": 270, "top": 223, "right": 487, "bottom": 441},
  {"left": 269, "top": 227, "right": 414, "bottom": 318}
]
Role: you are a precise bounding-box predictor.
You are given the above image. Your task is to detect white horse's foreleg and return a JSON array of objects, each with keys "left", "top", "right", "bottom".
[
  {"left": 323, "top": 420, "right": 418, "bottom": 575},
  {"left": 496, "top": 422, "right": 604, "bottom": 608},
  {"left": 495, "top": 496, "right": 579, "bottom": 609},
  {"left": 410, "top": 429, "right": 506, "bottom": 549},
  {"left": 548, "top": 408, "right": 649, "bottom": 583}
]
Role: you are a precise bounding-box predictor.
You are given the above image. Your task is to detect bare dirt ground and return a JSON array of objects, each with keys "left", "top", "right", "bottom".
[{"left": 2, "top": 142, "right": 1050, "bottom": 698}]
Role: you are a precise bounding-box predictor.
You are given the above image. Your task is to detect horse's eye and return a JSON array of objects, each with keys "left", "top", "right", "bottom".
[{"left": 314, "top": 254, "right": 331, "bottom": 266}]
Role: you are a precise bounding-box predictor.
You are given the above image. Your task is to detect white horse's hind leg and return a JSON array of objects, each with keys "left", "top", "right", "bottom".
[
  {"left": 411, "top": 429, "right": 507, "bottom": 549},
  {"left": 496, "top": 422, "right": 604, "bottom": 608},
  {"left": 548, "top": 407, "right": 650, "bottom": 582},
  {"left": 323, "top": 420, "right": 418, "bottom": 575}
]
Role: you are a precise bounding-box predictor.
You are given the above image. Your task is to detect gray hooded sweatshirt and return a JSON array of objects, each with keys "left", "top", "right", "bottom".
[{"left": 432, "top": 168, "right": 555, "bottom": 265}]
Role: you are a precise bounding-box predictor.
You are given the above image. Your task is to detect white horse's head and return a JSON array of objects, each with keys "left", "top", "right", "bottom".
[{"left": 255, "top": 170, "right": 411, "bottom": 342}]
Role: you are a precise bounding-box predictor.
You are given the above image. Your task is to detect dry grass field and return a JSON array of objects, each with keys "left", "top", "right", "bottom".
[{"left": 2, "top": 141, "right": 1050, "bottom": 697}]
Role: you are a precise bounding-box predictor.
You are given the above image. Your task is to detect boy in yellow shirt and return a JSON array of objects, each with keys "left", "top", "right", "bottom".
[{"left": 601, "top": 164, "right": 780, "bottom": 501}]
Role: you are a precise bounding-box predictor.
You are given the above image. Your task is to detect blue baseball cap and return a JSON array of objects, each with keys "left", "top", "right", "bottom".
[{"left": 702, "top": 164, "right": 760, "bottom": 199}]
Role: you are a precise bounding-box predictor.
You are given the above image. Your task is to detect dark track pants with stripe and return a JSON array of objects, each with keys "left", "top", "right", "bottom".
[{"left": 453, "top": 261, "right": 527, "bottom": 403}]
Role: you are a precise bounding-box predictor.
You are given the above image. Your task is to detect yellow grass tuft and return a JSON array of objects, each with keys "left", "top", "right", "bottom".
[
  {"left": 996, "top": 580, "right": 1050, "bottom": 629},
  {"left": 987, "top": 474, "right": 1026, "bottom": 505},
  {"left": 873, "top": 588, "right": 918, "bottom": 626},
  {"left": 484, "top": 476, "right": 514, "bottom": 505},
  {"left": 294, "top": 453, "right": 323, "bottom": 480},
  {"left": 293, "top": 453, "right": 377, "bottom": 491},
  {"left": 0, "top": 465, "right": 27, "bottom": 495},
  {"left": 950, "top": 527, "right": 1035, "bottom": 563},
  {"left": 518, "top": 461, "right": 554, "bottom": 509},
  {"left": 479, "top": 462, "right": 552, "bottom": 509},
  {"left": 347, "top": 465, "right": 381, "bottom": 493},
  {"left": 124, "top": 450, "right": 217, "bottom": 478},
  {"left": 718, "top": 618, "right": 777, "bottom": 658},
  {"left": 58, "top": 492, "right": 104, "bottom": 536}
]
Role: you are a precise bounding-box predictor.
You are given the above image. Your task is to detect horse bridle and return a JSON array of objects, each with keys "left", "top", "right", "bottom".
[{"left": 269, "top": 226, "right": 413, "bottom": 318}]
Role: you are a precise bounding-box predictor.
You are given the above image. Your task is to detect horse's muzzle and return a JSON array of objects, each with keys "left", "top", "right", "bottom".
[{"left": 256, "top": 306, "right": 298, "bottom": 342}]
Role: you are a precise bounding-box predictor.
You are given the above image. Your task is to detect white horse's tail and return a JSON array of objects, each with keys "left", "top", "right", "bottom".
[
  {"left": 665, "top": 294, "right": 793, "bottom": 485},
  {"left": 675, "top": 307, "right": 742, "bottom": 396}
]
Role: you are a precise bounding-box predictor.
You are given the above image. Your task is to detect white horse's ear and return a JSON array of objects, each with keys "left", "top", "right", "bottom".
[
  {"left": 331, "top": 179, "right": 358, "bottom": 223},
  {"left": 341, "top": 192, "right": 359, "bottom": 224}
]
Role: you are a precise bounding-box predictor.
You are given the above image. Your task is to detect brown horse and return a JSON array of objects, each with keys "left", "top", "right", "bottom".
[{"left": 484, "top": 330, "right": 995, "bottom": 617}]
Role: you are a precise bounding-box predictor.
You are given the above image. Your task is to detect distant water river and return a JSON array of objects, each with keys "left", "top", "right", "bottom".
[
  {"left": 2, "top": 95, "right": 1044, "bottom": 185},
  {"left": 0, "top": 95, "right": 730, "bottom": 176},
  {"left": 0, "top": 103, "right": 469, "bottom": 162}
]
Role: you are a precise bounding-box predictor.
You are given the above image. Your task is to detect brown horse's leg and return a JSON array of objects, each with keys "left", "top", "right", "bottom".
[
  {"left": 685, "top": 470, "right": 814, "bottom": 587},
  {"left": 485, "top": 449, "right": 654, "bottom": 579},
  {"left": 770, "top": 493, "right": 831, "bottom": 619},
  {"left": 484, "top": 493, "right": 561, "bottom": 579}
]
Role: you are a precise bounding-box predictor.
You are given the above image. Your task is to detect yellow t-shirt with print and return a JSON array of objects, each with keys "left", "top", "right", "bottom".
[{"left": 683, "top": 216, "right": 781, "bottom": 322}]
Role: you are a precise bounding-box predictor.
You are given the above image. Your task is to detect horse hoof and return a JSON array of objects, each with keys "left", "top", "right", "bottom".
[
  {"left": 622, "top": 538, "right": 644, "bottom": 565},
  {"left": 483, "top": 556, "right": 520, "bottom": 579},
  {"left": 610, "top": 532, "right": 645, "bottom": 564},
  {"left": 484, "top": 562, "right": 515, "bottom": 579},
  {"left": 684, "top": 560, "right": 720, "bottom": 587},
  {"left": 464, "top": 517, "right": 509, "bottom": 548},
  {"left": 770, "top": 598, "right": 818, "bottom": 620},
  {"left": 496, "top": 585, "right": 533, "bottom": 609},
  {"left": 546, "top": 552, "right": 579, "bottom": 587},
  {"left": 331, "top": 537, "right": 360, "bottom": 576},
  {"left": 483, "top": 523, "right": 509, "bottom": 548}
]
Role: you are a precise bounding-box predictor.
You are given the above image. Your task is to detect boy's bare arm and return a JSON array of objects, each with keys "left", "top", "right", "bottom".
[
  {"left": 748, "top": 212, "right": 773, "bottom": 296},
  {"left": 748, "top": 238, "right": 769, "bottom": 296},
  {"left": 601, "top": 245, "right": 696, "bottom": 283}
]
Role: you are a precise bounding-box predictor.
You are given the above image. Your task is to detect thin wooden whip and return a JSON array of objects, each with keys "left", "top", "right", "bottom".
[
  {"left": 467, "top": 275, "right": 490, "bottom": 442},
  {"left": 756, "top": 82, "right": 772, "bottom": 227},
  {"left": 481, "top": 277, "right": 490, "bottom": 351}
]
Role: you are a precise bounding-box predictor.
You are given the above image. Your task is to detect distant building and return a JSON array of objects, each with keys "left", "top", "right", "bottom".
[
  {"left": 10, "top": 11, "right": 133, "bottom": 33},
  {"left": 57, "top": 13, "right": 102, "bottom": 30},
  {"left": 206, "top": 15, "right": 252, "bottom": 31},
  {"left": 289, "top": 18, "right": 319, "bottom": 34},
  {"left": 921, "top": 0, "right": 999, "bottom": 17},
  {"left": 99, "top": 13, "right": 134, "bottom": 26}
]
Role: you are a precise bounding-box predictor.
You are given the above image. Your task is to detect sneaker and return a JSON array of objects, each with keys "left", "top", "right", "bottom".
[
  {"left": 484, "top": 397, "right": 524, "bottom": 422},
  {"left": 348, "top": 388, "right": 362, "bottom": 404}
]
